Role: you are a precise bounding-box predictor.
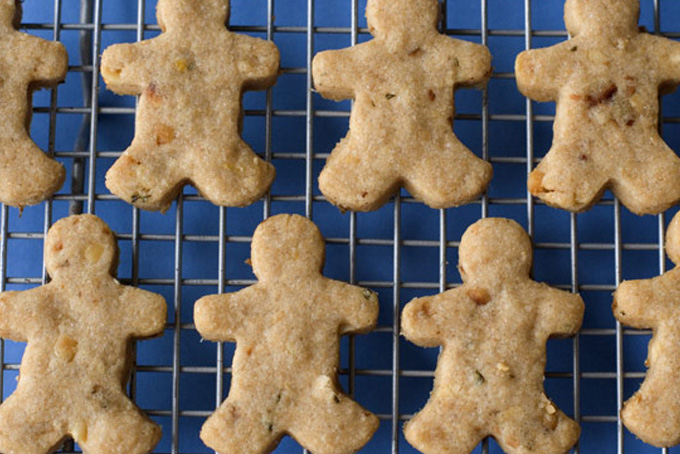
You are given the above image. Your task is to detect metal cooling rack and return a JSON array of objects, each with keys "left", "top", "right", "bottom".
[{"left": 3, "top": 0, "right": 680, "bottom": 453}]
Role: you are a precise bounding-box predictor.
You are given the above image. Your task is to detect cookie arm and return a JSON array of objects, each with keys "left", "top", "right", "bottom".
[
  {"left": 312, "top": 46, "right": 361, "bottom": 101},
  {"left": 613, "top": 273, "right": 675, "bottom": 329},
  {"left": 330, "top": 281, "right": 379, "bottom": 334},
  {"left": 0, "top": 287, "right": 47, "bottom": 341},
  {"left": 28, "top": 37, "right": 68, "bottom": 87},
  {"left": 402, "top": 289, "right": 471, "bottom": 348},
  {"left": 515, "top": 42, "right": 573, "bottom": 102},
  {"left": 656, "top": 36, "right": 680, "bottom": 89},
  {"left": 233, "top": 34, "right": 280, "bottom": 90},
  {"left": 194, "top": 291, "right": 252, "bottom": 342},
  {"left": 101, "top": 40, "right": 155, "bottom": 95},
  {"left": 537, "top": 285, "right": 584, "bottom": 337},
  {"left": 121, "top": 287, "right": 167, "bottom": 338},
  {"left": 452, "top": 39, "right": 492, "bottom": 88}
]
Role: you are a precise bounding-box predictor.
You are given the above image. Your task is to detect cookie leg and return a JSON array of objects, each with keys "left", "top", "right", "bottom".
[
  {"left": 0, "top": 390, "right": 67, "bottom": 454},
  {"left": 81, "top": 402, "right": 161, "bottom": 454},
  {"left": 610, "top": 142, "right": 680, "bottom": 215},
  {"left": 190, "top": 140, "right": 275, "bottom": 207},
  {"left": 288, "top": 392, "right": 379, "bottom": 454},
  {"left": 528, "top": 144, "right": 609, "bottom": 213},
  {"left": 494, "top": 408, "right": 580, "bottom": 454},
  {"left": 621, "top": 338, "right": 680, "bottom": 447},
  {"left": 105, "top": 150, "right": 185, "bottom": 212},
  {"left": 403, "top": 141, "right": 492, "bottom": 209},
  {"left": 318, "top": 137, "right": 400, "bottom": 212},
  {"left": 622, "top": 390, "right": 680, "bottom": 447},
  {"left": 0, "top": 138, "right": 65, "bottom": 207},
  {"left": 403, "top": 397, "right": 483, "bottom": 454},
  {"left": 200, "top": 399, "right": 281, "bottom": 454}
]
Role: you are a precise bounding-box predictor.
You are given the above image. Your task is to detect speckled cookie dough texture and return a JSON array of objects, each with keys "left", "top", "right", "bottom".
[
  {"left": 0, "top": 0, "right": 67, "bottom": 208},
  {"left": 402, "top": 218, "right": 584, "bottom": 454},
  {"left": 515, "top": 0, "right": 680, "bottom": 216},
  {"left": 0, "top": 214, "right": 167, "bottom": 454},
  {"left": 612, "top": 212, "right": 680, "bottom": 447},
  {"left": 312, "top": 0, "right": 492, "bottom": 212},
  {"left": 194, "top": 214, "right": 380, "bottom": 454},
  {"left": 101, "top": 0, "right": 279, "bottom": 212}
]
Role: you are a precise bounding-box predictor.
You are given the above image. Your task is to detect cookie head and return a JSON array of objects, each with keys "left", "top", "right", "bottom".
[
  {"left": 45, "top": 214, "right": 118, "bottom": 279},
  {"left": 366, "top": 0, "right": 439, "bottom": 43},
  {"left": 564, "top": 0, "right": 639, "bottom": 38},
  {"left": 458, "top": 218, "right": 532, "bottom": 282},
  {"left": 157, "top": 0, "right": 229, "bottom": 33},
  {"left": 250, "top": 214, "right": 325, "bottom": 281}
]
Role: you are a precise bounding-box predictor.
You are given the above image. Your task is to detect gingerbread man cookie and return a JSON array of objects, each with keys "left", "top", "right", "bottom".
[
  {"left": 194, "top": 214, "right": 379, "bottom": 454},
  {"left": 516, "top": 0, "right": 680, "bottom": 215},
  {"left": 312, "top": 0, "right": 492, "bottom": 212},
  {"left": 101, "top": 0, "right": 278, "bottom": 212},
  {"left": 0, "top": 214, "right": 166, "bottom": 454},
  {"left": 0, "top": 0, "right": 67, "bottom": 208},
  {"left": 613, "top": 212, "right": 680, "bottom": 447},
  {"left": 402, "top": 218, "right": 584, "bottom": 454}
]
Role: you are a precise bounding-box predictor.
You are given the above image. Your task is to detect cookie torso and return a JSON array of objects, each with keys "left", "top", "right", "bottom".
[
  {"left": 437, "top": 284, "right": 550, "bottom": 392},
  {"left": 131, "top": 34, "right": 251, "bottom": 153},
  {"left": 0, "top": 35, "right": 40, "bottom": 134},
  {"left": 553, "top": 35, "right": 662, "bottom": 147},
  {"left": 345, "top": 37, "right": 457, "bottom": 155},
  {"left": 20, "top": 281, "right": 136, "bottom": 386},
  {"left": 231, "top": 283, "right": 346, "bottom": 384}
]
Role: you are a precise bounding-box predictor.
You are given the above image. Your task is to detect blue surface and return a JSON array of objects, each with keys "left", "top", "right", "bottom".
[{"left": 6, "top": 0, "right": 680, "bottom": 453}]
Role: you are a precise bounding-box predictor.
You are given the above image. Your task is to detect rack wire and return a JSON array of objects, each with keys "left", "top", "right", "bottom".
[{"left": 3, "top": 0, "right": 680, "bottom": 453}]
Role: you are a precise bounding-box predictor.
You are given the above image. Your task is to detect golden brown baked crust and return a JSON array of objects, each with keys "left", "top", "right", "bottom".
[
  {"left": 0, "top": 0, "right": 67, "bottom": 208},
  {"left": 613, "top": 212, "right": 680, "bottom": 447},
  {"left": 0, "top": 214, "right": 166, "bottom": 454},
  {"left": 402, "top": 218, "right": 584, "bottom": 454},
  {"left": 194, "top": 214, "right": 379, "bottom": 454},
  {"left": 516, "top": 0, "right": 680, "bottom": 215},
  {"left": 101, "top": 0, "right": 279, "bottom": 212},
  {"left": 313, "top": 0, "right": 492, "bottom": 212}
]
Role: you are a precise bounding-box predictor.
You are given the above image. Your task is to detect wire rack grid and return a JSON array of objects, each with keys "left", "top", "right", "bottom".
[{"left": 4, "top": 0, "right": 680, "bottom": 453}]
